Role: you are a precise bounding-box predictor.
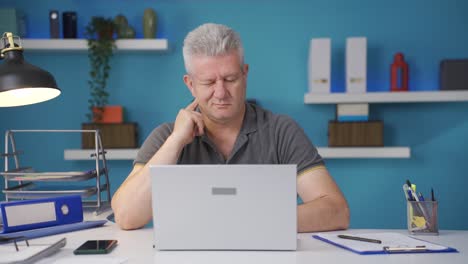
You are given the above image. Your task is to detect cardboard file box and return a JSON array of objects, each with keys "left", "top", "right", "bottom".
[
  {"left": 308, "top": 38, "right": 331, "bottom": 93},
  {"left": 81, "top": 123, "right": 138, "bottom": 149},
  {"left": 346, "top": 37, "right": 367, "bottom": 93},
  {"left": 328, "top": 121, "right": 383, "bottom": 147}
]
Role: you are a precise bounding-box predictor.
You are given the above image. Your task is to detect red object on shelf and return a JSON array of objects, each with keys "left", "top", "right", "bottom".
[
  {"left": 391, "top": 53, "right": 409, "bottom": 92},
  {"left": 92, "top": 105, "right": 123, "bottom": 123}
]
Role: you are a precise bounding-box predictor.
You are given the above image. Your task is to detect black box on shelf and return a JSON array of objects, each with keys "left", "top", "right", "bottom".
[
  {"left": 328, "top": 121, "right": 383, "bottom": 147},
  {"left": 49, "top": 10, "right": 60, "bottom": 38},
  {"left": 81, "top": 123, "right": 138, "bottom": 149},
  {"left": 440, "top": 59, "right": 468, "bottom": 90}
]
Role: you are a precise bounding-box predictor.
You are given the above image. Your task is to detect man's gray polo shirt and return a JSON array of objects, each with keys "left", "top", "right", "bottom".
[{"left": 135, "top": 103, "right": 324, "bottom": 174}]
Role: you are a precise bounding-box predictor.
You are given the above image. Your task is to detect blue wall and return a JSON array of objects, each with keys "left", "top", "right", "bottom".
[{"left": 1, "top": 0, "right": 468, "bottom": 230}]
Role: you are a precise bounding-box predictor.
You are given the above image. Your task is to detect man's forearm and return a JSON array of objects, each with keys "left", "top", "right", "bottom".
[
  {"left": 297, "top": 195, "right": 350, "bottom": 233},
  {"left": 112, "top": 135, "right": 185, "bottom": 230},
  {"left": 112, "top": 165, "right": 152, "bottom": 230}
]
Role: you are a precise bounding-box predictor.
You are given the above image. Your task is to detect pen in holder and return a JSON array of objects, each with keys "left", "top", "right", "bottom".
[{"left": 407, "top": 200, "right": 438, "bottom": 235}]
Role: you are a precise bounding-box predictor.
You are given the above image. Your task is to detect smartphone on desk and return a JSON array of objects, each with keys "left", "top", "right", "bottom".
[{"left": 73, "top": 240, "right": 118, "bottom": 255}]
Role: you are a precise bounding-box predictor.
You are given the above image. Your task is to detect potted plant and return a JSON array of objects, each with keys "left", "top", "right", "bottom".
[
  {"left": 84, "top": 16, "right": 118, "bottom": 122},
  {"left": 81, "top": 16, "right": 137, "bottom": 149}
]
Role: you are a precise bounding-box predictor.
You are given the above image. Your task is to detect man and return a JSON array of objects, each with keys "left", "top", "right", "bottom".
[{"left": 112, "top": 23, "right": 349, "bottom": 232}]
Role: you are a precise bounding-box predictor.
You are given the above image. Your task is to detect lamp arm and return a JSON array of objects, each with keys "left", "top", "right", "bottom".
[{"left": 1, "top": 32, "right": 23, "bottom": 59}]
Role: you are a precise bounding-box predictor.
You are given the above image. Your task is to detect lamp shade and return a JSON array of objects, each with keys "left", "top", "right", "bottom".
[{"left": 0, "top": 32, "right": 61, "bottom": 107}]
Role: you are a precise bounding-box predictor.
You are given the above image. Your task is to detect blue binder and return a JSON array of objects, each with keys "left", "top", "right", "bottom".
[
  {"left": 0, "top": 220, "right": 107, "bottom": 242},
  {"left": 0, "top": 195, "right": 83, "bottom": 233}
]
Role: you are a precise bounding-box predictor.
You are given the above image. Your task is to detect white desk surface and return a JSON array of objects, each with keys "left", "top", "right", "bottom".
[{"left": 33, "top": 211, "right": 467, "bottom": 264}]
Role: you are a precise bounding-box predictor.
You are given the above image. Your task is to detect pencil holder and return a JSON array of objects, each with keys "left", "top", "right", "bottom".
[{"left": 407, "top": 200, "right": 438, "bottom": 235}]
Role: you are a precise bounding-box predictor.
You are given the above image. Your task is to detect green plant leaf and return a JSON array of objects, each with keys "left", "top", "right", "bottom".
[{"left": 85, "top": 16, "right": 116, "bottom": 121}]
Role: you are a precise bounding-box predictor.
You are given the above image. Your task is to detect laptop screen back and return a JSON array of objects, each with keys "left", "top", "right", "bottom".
[{"left": 150, "top": 164, "right": 297, "bottom": 250}]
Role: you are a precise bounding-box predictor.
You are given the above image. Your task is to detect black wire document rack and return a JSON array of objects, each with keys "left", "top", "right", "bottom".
[{"left": 1, "top": 130, "right": 111, "bottom": 215}]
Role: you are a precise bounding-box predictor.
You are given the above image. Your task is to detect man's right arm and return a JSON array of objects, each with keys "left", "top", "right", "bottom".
[
  {"left": 111, "top": 100, "right": 203, "bottom": 230},
  {"left": 111, "top": 135, "right": 186, "bottom": 230}
]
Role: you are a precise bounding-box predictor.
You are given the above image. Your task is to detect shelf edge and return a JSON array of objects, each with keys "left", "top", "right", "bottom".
[
  {"left": 22, "top": 39, "right": 169, "bottom": 52},
  {"left": 65, "top": 147, "right": 410, "bottom": 160},
  {"left": 304, "top": 91, "right": 468, "bottom": 104},
  {"left": 317, "top": 147, "right": 411, "bottom": 158}
]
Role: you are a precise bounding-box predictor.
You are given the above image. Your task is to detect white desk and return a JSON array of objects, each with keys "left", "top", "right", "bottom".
[{"left": 34, "top": 212, "right": 467, "bottom": 264}]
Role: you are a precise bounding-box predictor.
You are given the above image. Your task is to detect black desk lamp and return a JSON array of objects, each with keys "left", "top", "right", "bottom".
[{"left": 0, "top": 32, "right": 61, "bottom": 107}]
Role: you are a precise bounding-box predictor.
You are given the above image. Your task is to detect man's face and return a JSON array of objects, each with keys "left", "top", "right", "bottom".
[{"left": 184, "top": 52, "right": 248, "bottom": 124}]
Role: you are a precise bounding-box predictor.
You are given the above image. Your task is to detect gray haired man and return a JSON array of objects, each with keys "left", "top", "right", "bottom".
[{"left": 112, "top": 23, "right": 350, "bottom": 232}]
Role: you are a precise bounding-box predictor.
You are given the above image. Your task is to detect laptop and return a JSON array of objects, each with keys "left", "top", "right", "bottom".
[{"left": 150, "top": 164, "right": 297, "bottom": 251}]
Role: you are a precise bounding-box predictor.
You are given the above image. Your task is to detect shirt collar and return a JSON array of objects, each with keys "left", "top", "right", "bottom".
[{"left": 239, "top": 102, "right": 257, "bottom": 135}]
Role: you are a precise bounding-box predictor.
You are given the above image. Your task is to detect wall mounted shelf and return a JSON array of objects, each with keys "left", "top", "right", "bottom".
[
  {"left": 304, "top": 91, "right": 468, "bottom": 104},
  {"left": 64, "top": 147, "right": 410, "bottom": 160},
  {"left": 317, "top": 147, "right": 410, "bottom": 158},
  {"left": 22, "top": 39, "right": 169, "bottom": 52},
  {"left": 65, "top": 149, "right": 139, "bottom": 160},
  {"left": 302, "top": 91, "right": 465, "bottom": 158}
]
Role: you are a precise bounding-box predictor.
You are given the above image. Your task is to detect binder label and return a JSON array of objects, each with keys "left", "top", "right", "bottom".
[{"left": 5, "top": 202, "right": 56, "bottom": 226}]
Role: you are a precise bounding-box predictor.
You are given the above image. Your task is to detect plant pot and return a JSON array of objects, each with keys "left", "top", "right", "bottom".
[
  {"left": 92, "top": 105, "right": 123, "bottom": 123},
  {"left": 81, "top": 123, "right": 138, "bottom": 149},
  {"left": 98, "top": 28, "right": 114, "bottom": 40}
]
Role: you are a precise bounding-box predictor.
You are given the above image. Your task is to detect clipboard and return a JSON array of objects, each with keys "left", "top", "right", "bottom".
[{"left": 313, "top": 232, "right": 458, "bottom": 255}]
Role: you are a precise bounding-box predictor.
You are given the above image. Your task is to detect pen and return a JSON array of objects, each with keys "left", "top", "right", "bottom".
[
  {"left": 405, "top": 180, "right": 417, "bottom": 200},
  {"left": 337, "top": 235, "right": 382, "bottom": 244},
  {"left": 406, "top": 179, "right": 412, "bottom": 189},
  {"left": 418, "top": 192, "right": 425, "bottom": 201},
  {"left": 431, "top": 188, "right": 436, "bottom": 201},
  {"left": 403, "top": 184, "right": 415, "bottom": 201}
]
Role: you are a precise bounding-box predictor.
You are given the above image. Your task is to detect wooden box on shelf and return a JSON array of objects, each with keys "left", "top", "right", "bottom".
[
  {"left": 328, "top": 120, "right": 383, "bottom": 147},
  {"left": 81, "top": 123, "right": 138, "bottom": 149}
]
